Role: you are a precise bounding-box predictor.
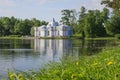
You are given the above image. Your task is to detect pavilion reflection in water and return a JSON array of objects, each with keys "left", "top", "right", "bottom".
[{"left": 34, "top": 39, "right": 79, "bottom": 61}]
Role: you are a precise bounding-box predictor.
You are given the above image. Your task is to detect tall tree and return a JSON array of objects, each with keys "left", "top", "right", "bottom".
[
  {"left": 61, "top": 9, "right": 73, "bottom": 26},
  {"left": 84, "top": 10, "right": 96, "bottom": 38},
  {"left": 61, "top": 9, "right": 77, "bottom": 35},
  {"left": 31, "top": 18, "right": 41, "bottom": 26},
  {"left": 77, "top": 6, "right": 87, "bottom": 38},
  {"left": 101, "top": 0, "right": 120, "bottom": 16},
  {"left": 84, "top": 9, "right": 108, "bottom": 38},
  {"left": 0, "top": 22, "right": 4, "bottom": 36},
  {"left": 101, "top": 8, "right": 109, "bottom": 22},
  {"left": 101, "top": 0, "right": 120, "bottom": 10},
  {"left": 101, "top": 0, "right": 120, "bottom": 36},
  {"left": 94, "top": 10, "right": 106, "bottom": 37},
  {"left": 105, "top": 14, "right": 120, "bottom": 36},
  {"left": 14, "top": 19, "right": 32, "bottom": 36},
  {"left": 0, "top": 17, "right": 11, "bottom": 35},
  {"left": 10, "top": 16, "right": 17, "bottom": 34}
]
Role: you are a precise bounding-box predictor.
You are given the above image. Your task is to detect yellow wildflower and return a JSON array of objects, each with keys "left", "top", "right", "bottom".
[
  {"left": 9, "top": 73, "right": 15, "bottom": 79},
  {"left": 76, "top": 61, "right": 79, "bottom": 66},
  {"left": 71, "top": 74, "right": 75, "bottom": 79},
  {"left": 18, "top": 74, "right": 23, "bottom": 80},
  {"left": 107, "top": 61, "right": 113, "bottom": 65}
]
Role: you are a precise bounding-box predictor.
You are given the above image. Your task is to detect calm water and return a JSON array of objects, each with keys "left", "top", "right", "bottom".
[{"left": 0, "top": 38, "right": 118, "bottom": 78}]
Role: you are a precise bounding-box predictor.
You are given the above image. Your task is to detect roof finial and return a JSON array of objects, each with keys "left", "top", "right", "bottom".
[{"left": 53, "top": 18, "right": 55, "bottom": 22}]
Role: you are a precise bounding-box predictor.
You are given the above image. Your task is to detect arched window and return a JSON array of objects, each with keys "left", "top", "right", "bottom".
[
  {"left": 48, "top": 31, "right": 49, "bottom": 36},
  {"left": 39, "top": 31, "right": 40, "bottom": 36}
]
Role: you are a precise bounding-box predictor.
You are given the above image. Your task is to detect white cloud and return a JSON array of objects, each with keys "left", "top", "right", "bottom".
[{"left": 0, "top": 0, "right": 16, "bottom": 7}]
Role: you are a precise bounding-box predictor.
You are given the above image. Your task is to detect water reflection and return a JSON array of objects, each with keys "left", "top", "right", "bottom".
[
  {"left": 34, "top": 39, "right": 73, "bottom": 61},
  {"left": 71, "top": 39, "right": 118, "bottom": 56},
  {"left": 0, "top": 39, "right": 74, "bottom": 79},
  {"left": 0, "top": 39, "right": 118, "bottom": 79}
]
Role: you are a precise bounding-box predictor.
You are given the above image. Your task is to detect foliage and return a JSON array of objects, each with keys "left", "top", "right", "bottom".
[
  {"left": 84, "top": 9, "right": 108, "bottom": 38},
  {"left": 76, "top": 6, "right": 86, "bottom": 38},
  {"left": 8, "top": 47, "right": 120, "bottom": 80},
  {"left": 0, "top": 22, "right": 4, "bottom": 36},
  {"left": 101, "top": 0, "right": 120, "bottom": 16},
  {"left": 105, "top": 14, "right": 120, "bottom": 36},
  {"left": 101, "top": 0, "right": 120, "bottom": 10},
  {"left": 60, "top": 9, "right": 77, "bottom": 27},
  {"left": 0, "top": 17, "right": 47, "bottom": 36},
  {"left": 30, "top": 27, "right": 35, "bottom": 36},
  {"left": 61, "top": 9, "right": 72, "bottom": 26},
  {"left": 115, "top": 34, "right": 120, "bottom": 39},
  {"left": 60, "top": 7, "right": 109, "bottom": 38}
]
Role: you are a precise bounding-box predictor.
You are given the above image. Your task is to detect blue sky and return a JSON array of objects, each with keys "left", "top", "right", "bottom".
[{"left": 0, "top": 0, "right": 104, "bottom": 22}]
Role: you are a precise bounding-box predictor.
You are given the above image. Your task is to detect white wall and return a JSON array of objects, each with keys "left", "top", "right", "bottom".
[
  {"left": 34, "top": 26, "right": 72, "bottom": 37},
  {"left": 59, "top": 30, "right": 63, "bottom": 36},
  {"left": 40, "top": 30, "right": 46, "bottom": 37}
]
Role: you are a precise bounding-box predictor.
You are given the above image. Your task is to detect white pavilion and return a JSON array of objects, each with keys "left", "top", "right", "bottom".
[{"left": 34, "top": 18, "right": 72, "bottom": 37}]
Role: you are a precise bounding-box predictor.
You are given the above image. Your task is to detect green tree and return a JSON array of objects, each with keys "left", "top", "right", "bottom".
[
  {"left": 84, "top": 9, "right": 108, "bottom": 38},
  {"left": 101, "top": 0, "right": 120, "bottom": 36},
  {"left": 101, "top": 0, "right": 120, "bottom": 10},
  {"left": 10, "top": 16, "right": 17, "bottom": 34},
  {"left": 14, "top": 19, "right": 32, "bottom": 36},
  {"left": 61, "top": 9, "right": 77, "bottom": 34},
  {"left": 0, "top": 22, "right": 4, "bottom": 36},
  {"left": 105, "top": 14, "right": 120, "bottom": 36},
  {"left": 61, "top": 9, "right": 73, "bottom": 26},
  {"left": 101, "top": 8, "right": 109, "bottom": 22},
  {"left": 14, "top": 20, "right": 24, "bottom": 35},
  {"left": 30, "top": 27, "right": 34, "bottom": 36},
  {"left": 41, "top": 20, "right": 48, "bottom": 25},
  {"left": 94, "top": 10, "right": 106, "bottom": 37},
  {"left": 84, "top": 10, "right": 96, "bottom": 38},
  {"left": 31, "top": 18, "right": 41, "bottom": 26},
  {"left": 0, "top": 17, "right": 11, "bottom": 35},
  {"left": 101, "top": 0, "right": 120, "bottom": 16},
  {"left": 77, "top": 6, "right": 87, "bottom": 38}
]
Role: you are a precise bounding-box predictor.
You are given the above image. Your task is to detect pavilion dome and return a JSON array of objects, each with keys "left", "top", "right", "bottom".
[{"left": 47, "top": 18, "right": 59, "bottom": 28}]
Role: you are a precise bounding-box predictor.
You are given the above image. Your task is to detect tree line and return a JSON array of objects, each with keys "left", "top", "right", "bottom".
[
  {"left": 0, "top": 17, "right": 47, "bottom": 36},
  {"left": 60, "top": 7, "right": 109, "bottom": 38},
  {"left": 60, "top": 0, "right": 120, "bottom": 38},
  {"left": 0, "top": 0, "right": 120, "bottom": 38}
]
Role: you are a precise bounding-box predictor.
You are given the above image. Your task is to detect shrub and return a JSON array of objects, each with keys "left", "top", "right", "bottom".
[{"left": 115, "top": 34, "right": 120, "bottom": 39}]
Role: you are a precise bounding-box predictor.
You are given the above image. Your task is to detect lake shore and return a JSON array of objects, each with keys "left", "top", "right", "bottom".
[
  {"left": 0, "top": 36, "right": 35, "bottom": 39},
  {"left": 7, "top": 46, "right": 120, "bottom": 80},
  {"left": 0, "top": 36, "right": 116, "bottom": 40}
]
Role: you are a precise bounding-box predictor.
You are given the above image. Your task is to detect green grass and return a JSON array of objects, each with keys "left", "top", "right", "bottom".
[
  {"left": 7, "top": 46, "right": 120, "bottom": 80},
  {"left": 0, "top": 36, "right": 34, "bottom": 40},
  {"left": 85, "top": 37, "right": 116, "bottom": 40}
]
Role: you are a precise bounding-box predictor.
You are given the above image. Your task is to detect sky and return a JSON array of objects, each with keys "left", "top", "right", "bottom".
[{"left": 0, "top": 0, "right": 105, "bottom": 22}]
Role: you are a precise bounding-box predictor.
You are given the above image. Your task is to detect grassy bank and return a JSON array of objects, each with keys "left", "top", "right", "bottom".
[
  {"left": 0, "top": 36, "right": 117, "bottom": 41},
  {"left": 7, "top": 46, "right": 120, "bottom": 80},
  {"left": 0, "top": 36, "right": 34, "bottom": 39}
]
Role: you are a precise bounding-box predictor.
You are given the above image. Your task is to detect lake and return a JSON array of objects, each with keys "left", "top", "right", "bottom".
[{"left": 0, "top": 38, "right": 119, "bottom": 79}]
